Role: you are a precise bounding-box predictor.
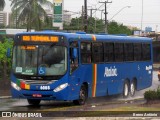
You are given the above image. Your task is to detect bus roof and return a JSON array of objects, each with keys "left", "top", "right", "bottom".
[{"left": 15, "top": 31, "right": 152, "bottom": 43}]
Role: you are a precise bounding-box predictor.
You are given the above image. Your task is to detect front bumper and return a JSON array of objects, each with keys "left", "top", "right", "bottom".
[{"left": 11, "top": 87, "right": 69, "bottom": 101}]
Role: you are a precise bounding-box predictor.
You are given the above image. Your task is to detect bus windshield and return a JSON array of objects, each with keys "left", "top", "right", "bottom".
[{"left": 12, "top": 45, "right": 67, "bottom": 77}]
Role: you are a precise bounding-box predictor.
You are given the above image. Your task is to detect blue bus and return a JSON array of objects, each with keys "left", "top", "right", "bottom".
[{"left": 11, "top": 31, "right": 153, "bottom": 105}]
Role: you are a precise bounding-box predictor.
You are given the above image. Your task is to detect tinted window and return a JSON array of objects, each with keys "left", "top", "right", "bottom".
[
  {"left": 104, "top": 42, "right": 114, "bottom": 62},
  {"left": 142, "top": 43, "right": 151, "bottom": 61},
  {"left": 114, "top": 43, "right": 124, "bottom": 62},
  {"left": 81, "top": 42, "right": 92, "bottom": 63},
  {"left": 124, "top": 43, "right": 134, "bottom": 61},
  {"left": 134, "top": 43, "right": 142, "bottom": 61},
  {"left": 92, "top": 43, "right": 103, "bottom": 63}
]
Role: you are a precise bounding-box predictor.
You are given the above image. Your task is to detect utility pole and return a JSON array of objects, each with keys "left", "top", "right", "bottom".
[
  {"left": 88, "top": 8, "right": 97, "bottom": 18},
  {"left": 88, "top": 8, "right": 97, "bottom": 33},
  {"left": 99, "top": 0, "right": 112, "bottom": 33},
  {"left": 82, "top": 6, "right": 84, "bottom": 31},
  {"left": 84, "top": 0, "right": 88, "bottom": 32}
]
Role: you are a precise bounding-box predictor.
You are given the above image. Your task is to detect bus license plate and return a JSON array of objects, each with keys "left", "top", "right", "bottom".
[{"left": 32, "top": 94, "right": 42, "bottom": 98}]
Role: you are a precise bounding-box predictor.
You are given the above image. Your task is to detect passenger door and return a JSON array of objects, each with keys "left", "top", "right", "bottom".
[{"left": 69, "top": 41, "right": 80, "bottom": 99}]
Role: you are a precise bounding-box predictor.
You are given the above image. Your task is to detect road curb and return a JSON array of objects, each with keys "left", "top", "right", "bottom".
[
  {"left": 0, "top": 96, "right": 11, "bottom": 99},
  {"left": 99, "top": 98, "right": 146, "bottom": 106}
]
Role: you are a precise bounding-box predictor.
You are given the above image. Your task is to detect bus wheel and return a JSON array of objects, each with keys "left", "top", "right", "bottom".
[
  {"left": 123, "top": 81, "right": 129, "bottom": 98},
  {"left": 27, "top": 99, "right": 41, "bottom": 105},
  {"left": 73, "top": 85, "right": 87, "bottom": 105},
  {"left": 130, "top": 81, "right": 136, "bottom": 97}
]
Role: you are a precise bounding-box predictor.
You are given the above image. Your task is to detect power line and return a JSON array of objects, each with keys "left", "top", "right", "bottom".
[
  {"left": 92, "top": 3, "right": 105, "bottom": 15},
  {"left": 88, "top": 8, "right": 97, "bottom": 18}
]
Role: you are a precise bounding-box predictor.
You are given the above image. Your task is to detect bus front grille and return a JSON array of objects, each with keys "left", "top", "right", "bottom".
[{"left": 19, "top": 79, "right": 57, "bottom": 85}]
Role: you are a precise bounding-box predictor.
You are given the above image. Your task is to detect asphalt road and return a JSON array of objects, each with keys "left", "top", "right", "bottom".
[{"left": 0, "top": 71, "right": 159, "bottom": 112}]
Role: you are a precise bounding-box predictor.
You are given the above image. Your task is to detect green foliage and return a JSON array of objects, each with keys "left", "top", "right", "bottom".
[
  {"left": 64, "top": 17, "right": 83, "bottom": 31},
  {"left": 144, "top": 88, "right": 160, "bottom": 100},
  {"left": 157, "top": 87, "right": 160, "bottom": 99},
  {"left": 0, "top": 37, "right": 13, "bottom": 62},
  {"left": 0, "top": 23, "right": 5, "bottom": 28},
  {"left": 64, "top": 17, "right": 133, "bottom": 35},
  {"left": 108, "top": 21, "right": 132, "bottom": 35},
  {"left": 0, "top": 36, "right": 13, "bottom": 80},
  {"left": 87, "top": 17, "right": 104, "bottom": 33},
  {"left": 144, "top": 90, "right": 158, "bottom": 100}
]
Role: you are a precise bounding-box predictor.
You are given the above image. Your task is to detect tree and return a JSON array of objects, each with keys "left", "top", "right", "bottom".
[
  {"left": 64, "top": 17, "right": 83, "bottom": 31},
  {"left": 64, "top": 17, "right": 133, "bottom": 35},
  {"left": 108, "top": 21, "right": 132, "bottom": 35},
  {"left": 10, "top": 0, "right": 53, "bottom": 31},
  {"left": 0, "top": 37, "right": 13, "bottom": 81},
  {"left": 0, "top": 23, "right": 5, "bottom": 28},
  {"left": 0, "top": 0, "right": 5, "bottom": 11},
  {"left": 64, "top": 16, "right": 105, "bottom": 33}
]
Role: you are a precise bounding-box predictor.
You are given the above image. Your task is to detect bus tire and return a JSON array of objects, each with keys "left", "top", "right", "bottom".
[
  {"left": 123, "top": 81, "right": 129, "bottom": 98},
  {"left": 27, "top": 99, "right": 41, "bottom": 106},
  {"left": 130, "top": 81, "right": 136, "bottom": 97},
  {"left": 73, "top": 84, "right": 87, "bottom": 105}
]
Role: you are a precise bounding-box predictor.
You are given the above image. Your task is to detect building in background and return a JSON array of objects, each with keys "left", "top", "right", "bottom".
[
  {"left": 8, "top": 12, "right": 15, "bottom": 27},
  {"left": 0, "top": 11, "right": 7, "bottom": 27},
  {"left": 145, "top": 27, "right": 152, "bottom": 33}
]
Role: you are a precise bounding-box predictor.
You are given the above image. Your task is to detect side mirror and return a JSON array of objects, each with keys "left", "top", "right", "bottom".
[
  {"left": 6, "top": 48, "right": 11, "bottom": 57},
  {"left": 72, "top": 48, "right": 78, "bottom": 59}
]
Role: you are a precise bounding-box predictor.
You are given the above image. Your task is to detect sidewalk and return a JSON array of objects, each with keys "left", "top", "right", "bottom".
[
  {"left": 0, "top": 96, "right": 11, "bottom": 99},
  {"left": 153, "top": 63, "right": 160, "bottom": 70},
  {"left": 0, "top": 80, "right": 11, "bottom": 97},
  {"left": 0, "top": 90, "right": 11, "bottom": 98}
]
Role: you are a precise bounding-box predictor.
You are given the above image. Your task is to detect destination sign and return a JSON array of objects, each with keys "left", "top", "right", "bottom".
[
  {"left": 22, "top": 35, "right": 59, "bottom": 42},
  {"left": 21, "top": 46, "right": 36, "bottom": 50}
]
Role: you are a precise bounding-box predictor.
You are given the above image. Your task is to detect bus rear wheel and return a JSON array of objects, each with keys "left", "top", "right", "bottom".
[
  {"left": 123, "top": 81, "right": 129, "bottom": 98},
  {"left": 130, "top": 81, "right": 136, "bottom": 97},
  {"left": 27, "top": 99, "right": 41, "bottom": 106},
  {"left": 73, "top": 85, "right": 87, "bottom": 105}
]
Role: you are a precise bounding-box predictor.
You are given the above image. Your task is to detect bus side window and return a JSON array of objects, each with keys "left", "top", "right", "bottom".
[
  {"left": 124, "top": 43, "right": 134, "bottom": 61},
  {"left": 70, "top": 41, "right": 79, "bottom": 73},
  {"left": 142, "top": 43, "right": 151, "bottom": 61},
  {"left": 104, "top": 42, "right": 114, "bottom": 62},
  {"left": 81, "top": 42, "right": 92, "bottom": 64},
  {"left": 92, "top": 42, "right": 103, "bottom": 63},
  {"left": 114, "top": 43, "right": 124, "bottom": 62},
  {"left": 134, "top": 43, "right": 142, "bottom": 61}
]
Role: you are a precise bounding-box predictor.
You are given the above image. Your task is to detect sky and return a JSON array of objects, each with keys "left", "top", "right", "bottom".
[{"left": 4, "top": 0, "right": 160, "bottom": 32}]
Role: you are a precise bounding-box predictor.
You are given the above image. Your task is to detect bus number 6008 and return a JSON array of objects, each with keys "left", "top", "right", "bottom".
[{"left": 40, "top": 86, "right": 50, "bottom": 90}]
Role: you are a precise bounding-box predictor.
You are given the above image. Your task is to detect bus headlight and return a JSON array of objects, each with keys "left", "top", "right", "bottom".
[
  {"left": 53, "top": 83, "right": 68, "bottom": 92},
  {"left": 11, "top": 82, "right": 21, "bottom": 91}
]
